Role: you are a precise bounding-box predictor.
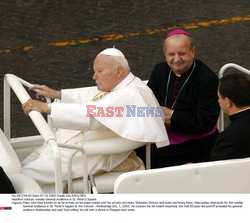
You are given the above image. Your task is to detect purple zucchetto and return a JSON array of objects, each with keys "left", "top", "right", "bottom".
[{"left": 166, "top": 28, "right": 191, "bottom": 38}]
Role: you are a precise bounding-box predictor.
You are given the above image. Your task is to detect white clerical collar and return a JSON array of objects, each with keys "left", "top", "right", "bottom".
[
  {"left": 112, "top": 72, "right": 135, "bottom": 92},
  {"left": 234, "top": 107, "right": 250, "bottom": 115}
]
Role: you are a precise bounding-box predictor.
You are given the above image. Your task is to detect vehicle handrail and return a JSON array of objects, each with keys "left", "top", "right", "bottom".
[
  {"left": 219, "top": 63, "right": 250, "bottom": 78},
  {"left": 4, "top": 73, "right": 63, "bottom": 193}
]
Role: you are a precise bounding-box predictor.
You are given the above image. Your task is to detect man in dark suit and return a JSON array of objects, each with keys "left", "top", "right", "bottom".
[
  {"left": 147, "top": 28, "right": 220, "bottom": 168},
  {"left": 0, "top": 167, "right": 15, "bottom": 193},
  {"left": 211, "top": 72, "right": 250, "bottom": 161}
]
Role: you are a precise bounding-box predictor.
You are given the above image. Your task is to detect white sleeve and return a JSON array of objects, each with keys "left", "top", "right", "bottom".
[
  {"left": 61, "top": 87, "right": 98, "bottom": 103},
  {"left": 50, "top": 102, "right": 90, "bottom": 130}
]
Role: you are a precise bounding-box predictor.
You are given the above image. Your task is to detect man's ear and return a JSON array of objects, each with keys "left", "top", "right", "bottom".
[
  {"left": 117, "top": 65, "right": 124, "bottom": 78},
  {"left": 225, "top": 97, "right": 234, "bottom": 108}
]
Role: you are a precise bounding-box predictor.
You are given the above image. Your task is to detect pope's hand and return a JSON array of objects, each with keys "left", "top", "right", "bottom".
[
  {"left": 22, "top": 99, "right": 49, "bottom": 114},
  {"left": 31, "top": 84, "right": 61, "bottom": 99},
  {"left": 162, "top": 106, "right": 174, "bottom": 127}
]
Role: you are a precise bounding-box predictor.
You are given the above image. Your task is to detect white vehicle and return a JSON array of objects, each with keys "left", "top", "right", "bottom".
[{"left": 1, "top": 63, "right": 250, "bottom": 193}]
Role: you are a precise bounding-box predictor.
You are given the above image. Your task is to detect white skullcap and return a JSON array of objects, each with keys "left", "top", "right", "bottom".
[{"left": 99, "top": 48, "right": 125, "bottom": 57}]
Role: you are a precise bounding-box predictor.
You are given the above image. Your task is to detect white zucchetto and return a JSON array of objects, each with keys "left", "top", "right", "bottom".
[{"left": 99, "top": 48, "right": 125, "bottom": 57}]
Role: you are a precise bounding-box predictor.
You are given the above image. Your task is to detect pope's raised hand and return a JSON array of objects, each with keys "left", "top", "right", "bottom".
[
  {"left": 31, "top": 84, "right": 61, "bottom": 99},
  {"left": 22, "top": 99, "right": 49, "bottom": 114}
]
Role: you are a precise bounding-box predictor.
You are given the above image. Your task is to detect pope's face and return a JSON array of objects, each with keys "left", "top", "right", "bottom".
[
  {"left": 164, "top": 35, "right": 195, "bottom": 75},
  {"left": 93, "top": 54, "right": 119, "bottom": 92}
]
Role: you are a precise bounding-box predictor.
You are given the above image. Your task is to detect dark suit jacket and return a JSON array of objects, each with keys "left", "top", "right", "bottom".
[
  {"left": 148, "top": 59, "right": 220, "bottom": 135},
  {"left": 211, "top": 109, "right": 250, "bottom": 161},
  {"left": 0, "top": 167, "right": 15, "bottom": 193}
]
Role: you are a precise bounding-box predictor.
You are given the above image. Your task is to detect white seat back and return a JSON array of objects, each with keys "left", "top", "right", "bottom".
[
  {"left": 114, "top": 158, "right": 250, "bottom": 193},
  {"left": 9, "top": 173, "right": 43, "bottom": 193},
  {"left": 0, "top": 128, "right": 21, "bottom": 175},
  {"left": 0, "top": 128, "right": 43, "bottom": 193}
]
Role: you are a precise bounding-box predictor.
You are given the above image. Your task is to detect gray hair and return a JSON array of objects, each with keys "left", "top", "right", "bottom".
[
  {"left": 98, "top": 48, "right": 130, "bottom": 72},
  {"left": 111, "top": 55, "right": 130, "bottom": 72},
  {"left": 163, "top": 35, "right": 195, "bottom": 52}
]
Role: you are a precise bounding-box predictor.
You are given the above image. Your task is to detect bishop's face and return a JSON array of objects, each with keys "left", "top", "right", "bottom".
[
  {"left": 93, "top": 54, "right": 119, "bottom": 92},
  {"left": 164, "top": 35, "right": 195, "bottom": 76}
]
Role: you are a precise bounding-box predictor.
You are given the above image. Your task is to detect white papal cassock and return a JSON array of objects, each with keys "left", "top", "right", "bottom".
[{"left": 22, "top": 73, "right": 169, "bottom": 184}]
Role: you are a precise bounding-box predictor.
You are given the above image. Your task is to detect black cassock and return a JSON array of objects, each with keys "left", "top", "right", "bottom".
[
  {"left": 211, "top": 109, "right": 250, "bottom": 161},
  {"left": 146, "top": 59, "right": 220, "bottom": 168}
]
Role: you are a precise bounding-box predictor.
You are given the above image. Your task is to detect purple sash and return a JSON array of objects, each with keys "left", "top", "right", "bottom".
[{"left": 168, "top": 125, "right": 217, "bottom": 145}]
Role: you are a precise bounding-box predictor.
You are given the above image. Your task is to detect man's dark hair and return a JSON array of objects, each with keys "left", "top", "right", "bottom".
[{"left": 219, "top": 72, "right": 250, "bottom": 107}]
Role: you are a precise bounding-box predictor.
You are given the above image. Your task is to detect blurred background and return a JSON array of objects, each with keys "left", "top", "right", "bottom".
[{"left": 0, "top": 0, "right": 250, "bottom": 137}]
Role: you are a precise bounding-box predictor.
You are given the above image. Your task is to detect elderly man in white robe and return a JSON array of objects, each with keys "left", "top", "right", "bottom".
[{"left": 22, "top": 48, "right": 169, "bottom": 186}]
